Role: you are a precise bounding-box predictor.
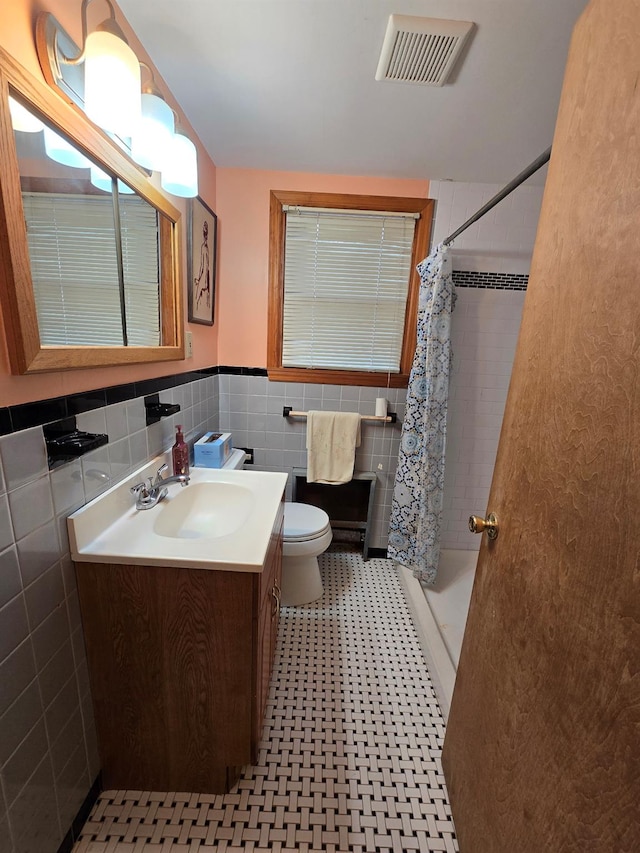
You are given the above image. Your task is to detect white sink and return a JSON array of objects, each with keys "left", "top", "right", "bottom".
[
  {"left": 153, "top": 481, "right": 254, "bottom": 540},
  {"left": 67, "top": 456, "right": 287, "bottom": 572}
]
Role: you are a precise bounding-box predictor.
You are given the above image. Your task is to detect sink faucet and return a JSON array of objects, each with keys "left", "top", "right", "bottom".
[{"left": 130, "top": 463, "right": 189, "bottom": 510}]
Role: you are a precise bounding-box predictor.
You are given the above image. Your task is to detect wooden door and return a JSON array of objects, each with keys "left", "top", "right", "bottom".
[{"left": 442, "top": 2, "right": 640, "bottom": 850}]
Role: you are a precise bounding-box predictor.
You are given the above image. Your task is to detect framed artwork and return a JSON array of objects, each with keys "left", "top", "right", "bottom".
[{"left": 187, "top": 196, "right": 217, "bottom": 325}]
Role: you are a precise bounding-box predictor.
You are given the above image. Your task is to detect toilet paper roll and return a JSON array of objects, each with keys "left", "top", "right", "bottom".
[{"left": 375, "top": 397, "right": 387, "bottom": 417}]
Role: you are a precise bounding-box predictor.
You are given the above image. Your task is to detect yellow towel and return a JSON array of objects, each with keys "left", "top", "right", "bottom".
[{"left": 306, "top": 411, "right": 361, "bottom": 484}]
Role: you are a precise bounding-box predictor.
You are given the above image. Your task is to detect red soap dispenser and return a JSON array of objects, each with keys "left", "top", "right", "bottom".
[{"left": 172, "top": 425, "right": 189, "bottom": 476}]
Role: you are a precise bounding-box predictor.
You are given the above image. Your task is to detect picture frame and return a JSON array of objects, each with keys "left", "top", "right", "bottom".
[{"left": 187, "top": 196, "right": 217, "bottom": 325}]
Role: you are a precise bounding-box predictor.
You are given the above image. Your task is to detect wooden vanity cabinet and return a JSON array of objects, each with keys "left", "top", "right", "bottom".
[{"left": 75, "top": 503, "right": 283, "bottom": 794}]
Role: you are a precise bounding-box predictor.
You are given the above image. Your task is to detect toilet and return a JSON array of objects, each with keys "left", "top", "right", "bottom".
[
  {"left": 281, "top": 502, "right": 332, "bottom": 606},
  {"left": 221, "top": 449, "right": 332, "bottom": 606}
]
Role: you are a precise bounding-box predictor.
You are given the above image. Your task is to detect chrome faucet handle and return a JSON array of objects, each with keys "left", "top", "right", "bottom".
[
  {"left": 154, "top": 463, "right": 169, "bottom": 485},
  {"left": 130, "top": 481, "right": 149, "bottom": 497}
]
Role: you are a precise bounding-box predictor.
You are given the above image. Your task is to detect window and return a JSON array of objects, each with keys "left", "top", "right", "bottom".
[{"left": 268, "top": 191, "right": 433, "bottom": 387}]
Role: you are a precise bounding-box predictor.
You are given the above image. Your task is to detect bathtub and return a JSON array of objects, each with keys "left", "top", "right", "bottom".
[{"left": 397, "top": 549, "right": 478, "bottom": 721}]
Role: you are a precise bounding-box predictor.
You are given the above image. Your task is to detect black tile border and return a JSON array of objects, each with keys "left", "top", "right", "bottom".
[
  {"left": 0, "top": 366, "right": 269, "bottom": 437},
  {"left": 217, "top": 366, "right": 269, "bottom": 376},
  {"left": 9, "top": 396, "right": 68, "bottom": 432},
  {"left": 56, "top": 773, "right": 102, "bottom": 853},
  {"left": 453, "top": 270, "right": 529, "bottom": 291}
]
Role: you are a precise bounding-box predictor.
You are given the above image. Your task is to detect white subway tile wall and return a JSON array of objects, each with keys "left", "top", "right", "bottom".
[{"left": 441, "top": 288, "right": 525, "bottom": 550}]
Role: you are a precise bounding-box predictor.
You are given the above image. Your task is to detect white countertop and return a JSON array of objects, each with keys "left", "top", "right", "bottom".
[{"left": 68, "top": 455, "right": 287, "bottom": 572}]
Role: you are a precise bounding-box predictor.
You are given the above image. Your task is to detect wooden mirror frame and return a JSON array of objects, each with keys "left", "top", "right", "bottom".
[{"left": 0, "top": 46, "right": 184, "bottom": 374}]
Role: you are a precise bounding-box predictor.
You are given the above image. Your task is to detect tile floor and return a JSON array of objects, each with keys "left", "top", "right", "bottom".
[{"left": 73, "top": 551, "right": 458, "bottom": 852}]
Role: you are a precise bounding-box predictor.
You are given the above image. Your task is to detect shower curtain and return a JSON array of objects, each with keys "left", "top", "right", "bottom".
[{"left": 388, "top": 243, "right": 456, "bottom": 584}]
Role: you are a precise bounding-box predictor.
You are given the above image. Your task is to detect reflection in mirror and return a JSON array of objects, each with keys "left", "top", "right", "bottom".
[{"left": 11, "top": 93, "right": 161, "bottom": 348}]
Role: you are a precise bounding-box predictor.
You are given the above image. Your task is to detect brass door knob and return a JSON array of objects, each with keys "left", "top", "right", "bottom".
[{"left": 469, "top": 513, "right": 499, "bottom": 540}]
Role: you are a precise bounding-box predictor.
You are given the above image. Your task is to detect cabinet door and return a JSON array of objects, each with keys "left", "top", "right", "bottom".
[{"left": 76, "top": 561, "right": 254, "bottom": 793}]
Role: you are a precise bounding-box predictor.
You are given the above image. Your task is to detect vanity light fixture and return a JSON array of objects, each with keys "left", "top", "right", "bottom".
[{"left": 35, "top": 2, "right": 199, "bottom": 197}]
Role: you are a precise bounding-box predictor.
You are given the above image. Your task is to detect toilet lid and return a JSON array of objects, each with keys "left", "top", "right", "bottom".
[{"left": 284, "top": 502, "right": 331, "bottom": 541}]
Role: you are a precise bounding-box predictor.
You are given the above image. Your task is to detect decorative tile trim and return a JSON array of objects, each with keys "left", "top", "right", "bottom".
[
  {"left": 452, "top": 270, "right": 529, "bottom": 291},
  {"left": 0, "top": 366, "right": 269, "bottom": 437}
]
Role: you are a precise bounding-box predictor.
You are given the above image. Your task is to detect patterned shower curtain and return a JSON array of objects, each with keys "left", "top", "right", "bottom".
[{"left": 388, "top": 243, "right": 456, "bottom": 584}]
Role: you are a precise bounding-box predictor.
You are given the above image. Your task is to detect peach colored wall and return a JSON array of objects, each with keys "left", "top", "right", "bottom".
[
  {"left": 0, "top": 0, "right": 218, "bottom": 407},
  {"left": 216, "top": 169, "right": 431, "bottom": 368}
]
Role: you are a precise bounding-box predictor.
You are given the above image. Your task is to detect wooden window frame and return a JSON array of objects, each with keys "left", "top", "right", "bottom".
[{"left": 267, "top": 190, "right": 434, "bottom": 388}]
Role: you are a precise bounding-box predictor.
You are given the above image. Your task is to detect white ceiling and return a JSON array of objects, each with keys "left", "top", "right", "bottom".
[{"left": 118, "top": 0, "right": 588, "bottom": 185}]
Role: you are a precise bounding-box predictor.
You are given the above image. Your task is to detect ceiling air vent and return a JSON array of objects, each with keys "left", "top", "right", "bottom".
[{"left": 375, "top": 15, "right": 474, "bottom": 86}]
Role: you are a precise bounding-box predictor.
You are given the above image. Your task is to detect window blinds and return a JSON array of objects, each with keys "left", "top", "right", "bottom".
[
  {"left": 119, "top": 196, "right": 161, "bottom": 346},
  {"left": 282, "top": 208, "right": 416, "bottom": 372},
  {"left": 22, "top": 191, "right": 160, "bottom": 347}
]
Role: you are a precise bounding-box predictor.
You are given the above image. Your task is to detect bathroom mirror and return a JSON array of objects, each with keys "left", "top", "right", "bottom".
[{"left": 0, "top": 46, "right": 183, "bottom": 373}]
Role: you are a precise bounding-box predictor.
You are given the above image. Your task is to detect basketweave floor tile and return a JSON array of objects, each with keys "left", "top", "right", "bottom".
[{"left": 74, "top": 552, "right": 458, "bottom": 853}]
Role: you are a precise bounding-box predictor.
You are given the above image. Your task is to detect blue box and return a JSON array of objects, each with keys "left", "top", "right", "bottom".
[{"left": 194, "top": 432, "right": 233, "bottom": 468}]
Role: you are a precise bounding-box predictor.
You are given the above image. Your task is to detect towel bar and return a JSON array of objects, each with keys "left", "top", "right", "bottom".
[{"left": 283, "top": 406, "right": 397, "bottom": 424}]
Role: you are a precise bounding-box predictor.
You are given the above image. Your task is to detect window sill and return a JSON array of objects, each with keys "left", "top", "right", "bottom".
[{"left": 267, "top": 367, "right": 409, "bottom": 388}]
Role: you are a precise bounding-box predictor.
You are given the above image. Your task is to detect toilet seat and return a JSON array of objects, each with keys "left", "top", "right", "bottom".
[{"left": 283, "top": 503, "right": 331, "bottom": 542}]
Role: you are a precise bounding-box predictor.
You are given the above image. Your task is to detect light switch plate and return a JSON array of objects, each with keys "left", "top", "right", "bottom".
[{"left": 185, "top": 331, "right": 193, "bottom": 358}]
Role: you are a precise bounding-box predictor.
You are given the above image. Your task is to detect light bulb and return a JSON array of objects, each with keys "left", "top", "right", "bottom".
[
  {"left": 44, "top": 127, "right": 91, "bottom": 169},
  {"left": 84, "top": 29, "right": 141, "bottom": 137},
  {"left": 161, "top": 132, "right": 198, "bottom": 198},
  {"left": 131, "top": 93, "right": 174, "bottom": 171},
  {"left": 8, "top": 97, "right": 45, "bottom": 133},
  {"left": 90, "top": 165, "right": 134, "bottom": 194}
]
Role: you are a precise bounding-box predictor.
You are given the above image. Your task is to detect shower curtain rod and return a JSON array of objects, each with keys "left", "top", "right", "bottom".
[{"left": 442, "top": 147, "right": 552, "bottom": 246}]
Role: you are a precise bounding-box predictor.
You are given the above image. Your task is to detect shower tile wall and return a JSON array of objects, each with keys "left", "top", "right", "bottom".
[
  {"left": 441, "top": 288, "right": 525, "bottom": 549},
  {"left": 0, "top": 374, "right": 218, "bottom": 853},
  {"left": 430, "top": 179, "right": 543, "bottom": 550},
  {"left": 218, "top": 375, "right": 406, "bottom": 550}
]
